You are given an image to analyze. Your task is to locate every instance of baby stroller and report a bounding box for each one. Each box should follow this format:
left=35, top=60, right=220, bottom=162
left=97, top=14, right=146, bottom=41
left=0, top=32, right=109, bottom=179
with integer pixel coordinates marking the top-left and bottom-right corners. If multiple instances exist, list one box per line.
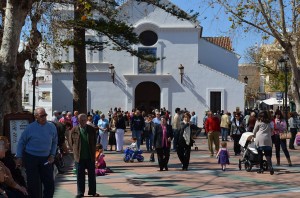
left=238, top=132, right=268, bottom=172
left=123, top=147, right=144, bottom=162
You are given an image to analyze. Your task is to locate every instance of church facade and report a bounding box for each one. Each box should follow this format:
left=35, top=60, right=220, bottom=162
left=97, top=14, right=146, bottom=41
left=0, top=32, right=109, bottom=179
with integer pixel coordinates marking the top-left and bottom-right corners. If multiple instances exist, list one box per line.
left=52, top=0, right=244, bottom=125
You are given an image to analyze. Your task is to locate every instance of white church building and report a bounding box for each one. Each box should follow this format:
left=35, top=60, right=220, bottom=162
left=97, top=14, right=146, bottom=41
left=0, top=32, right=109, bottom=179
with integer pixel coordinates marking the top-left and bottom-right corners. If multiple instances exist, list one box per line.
left=51, top=0, right=245, bottom=125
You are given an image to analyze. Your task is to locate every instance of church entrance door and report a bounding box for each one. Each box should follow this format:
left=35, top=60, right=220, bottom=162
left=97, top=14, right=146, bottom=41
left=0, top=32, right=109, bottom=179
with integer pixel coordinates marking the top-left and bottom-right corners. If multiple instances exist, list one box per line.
left=135, top=82, right=160, bottom=114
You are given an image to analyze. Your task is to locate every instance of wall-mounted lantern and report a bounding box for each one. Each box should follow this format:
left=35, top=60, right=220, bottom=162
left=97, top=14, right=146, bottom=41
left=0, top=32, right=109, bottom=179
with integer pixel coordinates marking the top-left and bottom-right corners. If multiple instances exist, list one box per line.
left=108, top=64, right=115, bottom=83
left=178, top=64, right=184, bottom=84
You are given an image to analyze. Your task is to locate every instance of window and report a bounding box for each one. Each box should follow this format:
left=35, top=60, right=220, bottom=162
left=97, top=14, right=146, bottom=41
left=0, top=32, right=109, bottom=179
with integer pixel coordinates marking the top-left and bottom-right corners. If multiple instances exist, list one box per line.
left=139, top=30, right=158, bottom=46
left=210, top=92, right=221, bottom=114
left=38, top=76, right=44, bottom=81
left=41, top=91, right=51, bottom=101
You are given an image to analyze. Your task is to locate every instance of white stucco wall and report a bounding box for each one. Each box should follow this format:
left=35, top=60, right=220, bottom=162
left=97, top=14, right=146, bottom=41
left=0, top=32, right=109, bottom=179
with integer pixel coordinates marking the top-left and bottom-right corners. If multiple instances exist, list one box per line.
left=119, top=0, right=198, bottom=28
left=198, top=39, right=239, bottom=78
left=51, top=0, right=245, bottom=126
left=52, top=63, right=244, bottom=126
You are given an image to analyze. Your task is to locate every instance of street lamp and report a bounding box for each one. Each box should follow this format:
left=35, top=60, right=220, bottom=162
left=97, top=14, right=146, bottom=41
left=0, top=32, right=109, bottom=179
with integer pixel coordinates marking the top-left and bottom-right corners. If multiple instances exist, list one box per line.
left=30, top=52, right=39, bottom=113
left=244, top=76, right=249, bottom=110
left=178, top=64, right=184, bottom=84
left=108, top=64, right=115, bottom=83
left=278, top=55, right=289, bottom=130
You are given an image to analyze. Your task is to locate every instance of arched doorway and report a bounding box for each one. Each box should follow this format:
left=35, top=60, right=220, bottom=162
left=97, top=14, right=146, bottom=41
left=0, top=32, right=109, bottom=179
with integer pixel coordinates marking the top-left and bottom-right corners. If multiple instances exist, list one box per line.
left=135, top=82, right=160, bottom=114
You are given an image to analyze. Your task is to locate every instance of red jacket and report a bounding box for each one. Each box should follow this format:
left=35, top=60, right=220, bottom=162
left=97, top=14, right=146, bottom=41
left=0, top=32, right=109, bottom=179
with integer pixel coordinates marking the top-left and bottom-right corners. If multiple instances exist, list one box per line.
left=205, top=116, right=220, bottom=132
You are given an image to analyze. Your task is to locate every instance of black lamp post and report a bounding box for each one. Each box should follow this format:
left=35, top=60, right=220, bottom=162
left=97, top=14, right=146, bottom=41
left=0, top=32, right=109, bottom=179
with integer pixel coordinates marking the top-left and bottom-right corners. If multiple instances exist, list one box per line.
left=178, top=64, right=184, bottom=84
left=30, top=53, right=39, bottom=113
left=244, top=76, right=248, bottom=110
left=109, top=64, right=115, bottom=83
left=278, top=55, right=289, bottom=130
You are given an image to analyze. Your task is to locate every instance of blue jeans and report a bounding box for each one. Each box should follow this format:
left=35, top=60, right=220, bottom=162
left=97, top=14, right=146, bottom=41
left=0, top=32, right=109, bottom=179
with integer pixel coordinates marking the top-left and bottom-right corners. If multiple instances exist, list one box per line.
left=221, top=127, right=229, bottom=141
left=272, top=134, right=290, bottom=159
left=24, top=152, right=54, bottom=198
left=76, top=158, right=96, bottom=195
left=132, top=130, right=142, bottom=150
left=145, top=133, right=153, bottom=151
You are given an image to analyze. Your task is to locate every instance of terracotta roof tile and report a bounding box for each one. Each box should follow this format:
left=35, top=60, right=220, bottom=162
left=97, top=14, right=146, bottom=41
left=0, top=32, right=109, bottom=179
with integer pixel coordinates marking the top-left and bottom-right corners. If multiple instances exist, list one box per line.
left=203, top=37, right=233, bottom=51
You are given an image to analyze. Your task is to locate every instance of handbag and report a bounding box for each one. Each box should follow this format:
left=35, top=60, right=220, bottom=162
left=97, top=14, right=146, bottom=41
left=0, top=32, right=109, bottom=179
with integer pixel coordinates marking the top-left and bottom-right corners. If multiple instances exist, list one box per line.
left=279, top=131, right=292, bottom=139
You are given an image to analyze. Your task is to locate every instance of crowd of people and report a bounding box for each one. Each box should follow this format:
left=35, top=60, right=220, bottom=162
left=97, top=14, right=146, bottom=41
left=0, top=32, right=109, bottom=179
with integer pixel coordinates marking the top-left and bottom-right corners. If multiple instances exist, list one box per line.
left=203, top=108, right=300, bottom=174
left=1, top=106, right=299, bottom=197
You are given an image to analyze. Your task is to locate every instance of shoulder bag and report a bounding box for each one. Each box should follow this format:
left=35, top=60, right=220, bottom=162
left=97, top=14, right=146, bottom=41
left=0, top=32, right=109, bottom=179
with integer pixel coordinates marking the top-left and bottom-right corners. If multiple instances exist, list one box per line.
left=279, top=130, right=291, bottom=139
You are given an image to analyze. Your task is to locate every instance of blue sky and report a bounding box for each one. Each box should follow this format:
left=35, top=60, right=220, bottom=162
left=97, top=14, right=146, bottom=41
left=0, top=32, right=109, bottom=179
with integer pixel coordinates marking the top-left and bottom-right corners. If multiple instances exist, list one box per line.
left=170, top=0, right=270, bottom=64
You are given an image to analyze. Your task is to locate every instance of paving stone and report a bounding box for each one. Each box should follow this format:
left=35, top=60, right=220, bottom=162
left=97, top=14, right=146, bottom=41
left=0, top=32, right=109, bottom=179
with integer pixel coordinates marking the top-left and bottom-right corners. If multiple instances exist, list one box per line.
left=54, top=131, right=300, bottom=197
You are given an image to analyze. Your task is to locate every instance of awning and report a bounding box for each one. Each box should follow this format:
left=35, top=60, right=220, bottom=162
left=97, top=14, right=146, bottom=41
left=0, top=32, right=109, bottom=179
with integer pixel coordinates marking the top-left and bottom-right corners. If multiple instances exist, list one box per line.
left=262, top=97, right=289, bottom=105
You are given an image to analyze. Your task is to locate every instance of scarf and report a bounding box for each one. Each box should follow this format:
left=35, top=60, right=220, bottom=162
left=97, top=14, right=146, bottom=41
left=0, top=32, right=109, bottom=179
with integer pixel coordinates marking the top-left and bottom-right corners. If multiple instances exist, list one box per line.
left=161, top=124, right=168, bottom=147
left=183, top=123, right=191, bottom=145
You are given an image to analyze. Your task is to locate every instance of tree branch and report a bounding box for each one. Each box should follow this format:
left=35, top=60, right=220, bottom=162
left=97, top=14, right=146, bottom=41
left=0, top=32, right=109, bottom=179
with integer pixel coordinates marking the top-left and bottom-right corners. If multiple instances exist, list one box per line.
left=217, top=0, right=274, bottom=36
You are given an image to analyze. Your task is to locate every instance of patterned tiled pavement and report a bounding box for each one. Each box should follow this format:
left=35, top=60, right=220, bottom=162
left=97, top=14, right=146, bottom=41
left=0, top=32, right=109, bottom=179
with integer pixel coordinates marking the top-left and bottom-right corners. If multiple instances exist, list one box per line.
left=54, top=131, right=300, bottom=198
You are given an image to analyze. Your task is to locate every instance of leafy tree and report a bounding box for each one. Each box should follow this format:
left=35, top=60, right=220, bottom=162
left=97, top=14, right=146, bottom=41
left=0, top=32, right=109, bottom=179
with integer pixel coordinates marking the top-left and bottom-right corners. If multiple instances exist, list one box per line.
left=212, top=0, right=300, bottom=112
left=245, top=45, right=292, bottom=92
left=0, top=0, right=197, bottom=131
left=0, top=0, right=45, bottom=132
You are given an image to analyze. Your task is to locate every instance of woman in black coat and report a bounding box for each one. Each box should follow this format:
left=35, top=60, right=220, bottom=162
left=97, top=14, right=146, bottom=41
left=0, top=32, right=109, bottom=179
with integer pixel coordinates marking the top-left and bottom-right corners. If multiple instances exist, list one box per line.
left=153, top=116, right=173, bottom=171
left=177, top=113, right=194, bottom=171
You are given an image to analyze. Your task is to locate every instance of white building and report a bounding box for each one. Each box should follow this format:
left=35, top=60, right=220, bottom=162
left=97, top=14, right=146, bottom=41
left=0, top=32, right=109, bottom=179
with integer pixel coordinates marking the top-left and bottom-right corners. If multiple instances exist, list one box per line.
left=51, top=0, right=244, bottom=125
left=22, top=59, right=53, bottom=116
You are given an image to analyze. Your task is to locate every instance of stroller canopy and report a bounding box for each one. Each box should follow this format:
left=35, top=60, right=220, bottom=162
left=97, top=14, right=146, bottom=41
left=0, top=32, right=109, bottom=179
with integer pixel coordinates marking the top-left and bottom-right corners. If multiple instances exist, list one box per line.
left=239, top=132, right=254, bottom=147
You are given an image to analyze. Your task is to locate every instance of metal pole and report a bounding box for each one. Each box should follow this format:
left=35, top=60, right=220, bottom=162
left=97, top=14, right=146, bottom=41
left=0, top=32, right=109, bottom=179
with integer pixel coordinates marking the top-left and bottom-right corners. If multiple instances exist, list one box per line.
left=284, top=64, right=288, bottom=130
left=32, top=67, right=36, bottom=113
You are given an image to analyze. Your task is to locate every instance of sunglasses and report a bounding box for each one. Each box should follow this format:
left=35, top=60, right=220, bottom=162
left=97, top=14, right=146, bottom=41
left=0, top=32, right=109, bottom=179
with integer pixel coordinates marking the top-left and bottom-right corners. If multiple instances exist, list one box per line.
left=39, top=114, right=48, bottom=118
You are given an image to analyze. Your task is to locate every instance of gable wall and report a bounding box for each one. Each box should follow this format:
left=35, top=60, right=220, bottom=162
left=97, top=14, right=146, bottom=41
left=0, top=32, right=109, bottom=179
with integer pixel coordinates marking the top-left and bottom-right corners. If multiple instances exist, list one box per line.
left=199, top=39, right=239, bottom=78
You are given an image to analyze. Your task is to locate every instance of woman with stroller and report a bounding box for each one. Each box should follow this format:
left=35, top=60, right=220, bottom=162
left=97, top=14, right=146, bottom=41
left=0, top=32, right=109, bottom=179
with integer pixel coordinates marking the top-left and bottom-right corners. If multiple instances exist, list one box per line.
left=230, top=112, right=246, bottom=156
left=153, top=116, right=173, bottom=171
left=253, top=111, right=274, bottom=175
left=272, top=110, right=292, bottom=166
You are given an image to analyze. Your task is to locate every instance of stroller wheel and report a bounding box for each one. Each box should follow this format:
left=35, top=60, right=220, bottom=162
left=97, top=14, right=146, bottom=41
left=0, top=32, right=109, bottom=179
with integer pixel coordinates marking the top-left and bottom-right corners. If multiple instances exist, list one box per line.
left=137, top=156, right=144, bottom=162
left=238, top=159, right=242, bottom=170
left=262, top=160, right=268, bottom=171
left=245, top=160, right=252, bottom=172
left=123, top=156, right=130, bottom=163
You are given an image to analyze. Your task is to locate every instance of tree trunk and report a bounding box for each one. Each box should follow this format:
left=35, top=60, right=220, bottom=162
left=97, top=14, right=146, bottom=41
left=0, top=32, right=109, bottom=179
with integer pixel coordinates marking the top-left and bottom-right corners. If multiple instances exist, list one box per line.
left=73, top=1, right=87, bottom=114
left=0, top=0, right=33, bottom=133
left=286, top=47, right=300, bottom=113
left=290, top=67, right=300, bottom=113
